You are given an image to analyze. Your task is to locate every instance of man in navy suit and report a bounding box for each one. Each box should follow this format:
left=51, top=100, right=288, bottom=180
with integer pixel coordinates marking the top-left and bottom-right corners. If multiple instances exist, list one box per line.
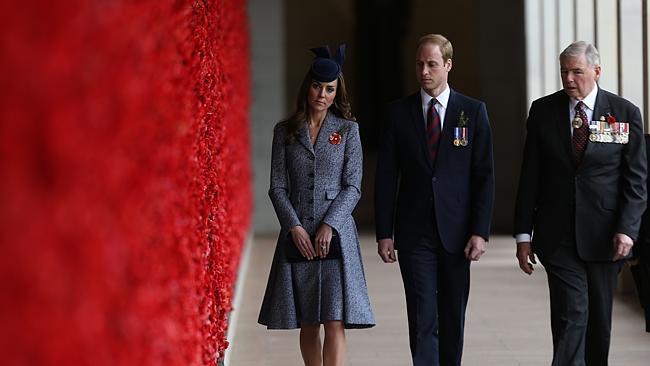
left=375, top=34, right=495, bottom=366
left=514, top=41, right=647, bottom=365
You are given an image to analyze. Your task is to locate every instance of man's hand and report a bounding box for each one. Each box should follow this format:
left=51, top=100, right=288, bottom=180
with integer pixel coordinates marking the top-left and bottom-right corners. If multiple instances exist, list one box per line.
left=516, top=242, right=536, bottom=275
left=464, top=235, right=487, bottom=261
left=378, top=238, right=396, bottom=263
left=612, top=233, right=633, bottom=261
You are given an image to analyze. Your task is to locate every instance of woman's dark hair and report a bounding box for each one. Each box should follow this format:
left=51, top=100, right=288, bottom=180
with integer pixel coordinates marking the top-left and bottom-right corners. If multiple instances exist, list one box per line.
left=284, top=69, right=356, bottom=144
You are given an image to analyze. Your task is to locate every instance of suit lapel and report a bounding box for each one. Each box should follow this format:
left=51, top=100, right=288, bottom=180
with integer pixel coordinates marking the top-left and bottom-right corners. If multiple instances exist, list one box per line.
left=408, top=92, right=433, bottom=170
left=437, top=90, right=460, bottom=169
left=554, top=92, right=574, bottom=166
left=583, top=89, right=611, bottom=160
left=592, top=89, right=611, bottom=121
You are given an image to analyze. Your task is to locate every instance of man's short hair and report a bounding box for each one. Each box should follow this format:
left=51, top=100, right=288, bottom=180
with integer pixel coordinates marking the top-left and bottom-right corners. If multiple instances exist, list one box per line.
left=416, top=34, right=453, bottom=62
left=560, top=41, right=600, bottom=67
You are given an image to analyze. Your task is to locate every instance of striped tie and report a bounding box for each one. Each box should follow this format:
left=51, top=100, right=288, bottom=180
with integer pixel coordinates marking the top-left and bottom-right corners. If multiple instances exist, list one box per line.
left=426, top=98, right=441, bottom=161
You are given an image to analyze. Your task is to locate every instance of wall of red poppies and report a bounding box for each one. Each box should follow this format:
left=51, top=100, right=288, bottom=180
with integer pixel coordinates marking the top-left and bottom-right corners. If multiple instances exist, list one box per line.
left=0, top=1, right=250, bottom=365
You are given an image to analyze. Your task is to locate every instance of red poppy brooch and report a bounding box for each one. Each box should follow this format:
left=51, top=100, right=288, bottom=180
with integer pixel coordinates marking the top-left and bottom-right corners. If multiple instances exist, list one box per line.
left=328, top=132, right=342, bottom=145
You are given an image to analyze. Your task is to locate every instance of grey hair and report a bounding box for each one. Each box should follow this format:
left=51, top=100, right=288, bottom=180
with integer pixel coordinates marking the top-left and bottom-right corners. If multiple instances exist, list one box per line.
left=560, top=41, right=600, bottom=66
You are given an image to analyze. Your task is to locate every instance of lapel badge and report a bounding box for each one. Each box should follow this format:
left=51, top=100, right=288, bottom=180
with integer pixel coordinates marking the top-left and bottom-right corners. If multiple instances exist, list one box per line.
left=329, top=132, right=342, bottom=145
left=330, top=125, right=351, bottom=145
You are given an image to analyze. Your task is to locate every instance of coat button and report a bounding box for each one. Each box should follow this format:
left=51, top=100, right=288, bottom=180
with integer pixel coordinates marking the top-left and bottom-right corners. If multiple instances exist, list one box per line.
left=432, top=177, right=437, bottom=182
left=309, top=185, right=314, bottom=190
left=308, top=172, right=314, bottom=178
left=308, top=199, right=314, bottom=204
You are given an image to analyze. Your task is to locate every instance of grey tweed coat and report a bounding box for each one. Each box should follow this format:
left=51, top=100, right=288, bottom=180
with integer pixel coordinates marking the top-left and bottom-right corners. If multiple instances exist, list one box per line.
left=258, top=112, right=375, bottom=329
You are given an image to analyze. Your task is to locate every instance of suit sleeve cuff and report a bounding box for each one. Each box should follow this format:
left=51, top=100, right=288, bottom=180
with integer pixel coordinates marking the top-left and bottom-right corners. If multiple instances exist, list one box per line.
left=516, top=233, right=532, bottom=243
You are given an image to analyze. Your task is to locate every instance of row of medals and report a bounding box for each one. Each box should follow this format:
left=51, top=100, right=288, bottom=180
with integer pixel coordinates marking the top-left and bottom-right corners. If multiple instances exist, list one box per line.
left=573, top=117, right=629, bottom=144
left=453, top=127, right=468, bottom=146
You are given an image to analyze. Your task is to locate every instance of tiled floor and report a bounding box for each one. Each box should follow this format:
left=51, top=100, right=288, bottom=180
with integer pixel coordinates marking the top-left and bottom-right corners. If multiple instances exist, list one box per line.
left=228, top=235, right=650, bottom=365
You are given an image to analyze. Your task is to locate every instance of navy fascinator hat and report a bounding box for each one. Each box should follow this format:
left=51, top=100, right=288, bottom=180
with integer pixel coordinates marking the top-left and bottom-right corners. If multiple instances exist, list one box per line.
left=309, top=44, right=346, bottom=82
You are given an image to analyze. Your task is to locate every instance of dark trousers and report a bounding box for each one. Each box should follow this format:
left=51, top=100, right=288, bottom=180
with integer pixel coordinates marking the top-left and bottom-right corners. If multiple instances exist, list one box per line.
left=539, top=242, right=622, bottom=366
left=398, top=236, right=470, bottom=366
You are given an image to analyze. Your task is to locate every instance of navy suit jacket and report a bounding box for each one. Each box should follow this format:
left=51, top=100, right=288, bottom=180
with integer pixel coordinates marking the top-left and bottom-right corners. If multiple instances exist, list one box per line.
left=514, top=89, right=647, bottom=261
left=375, top=89, right=495, bottom=253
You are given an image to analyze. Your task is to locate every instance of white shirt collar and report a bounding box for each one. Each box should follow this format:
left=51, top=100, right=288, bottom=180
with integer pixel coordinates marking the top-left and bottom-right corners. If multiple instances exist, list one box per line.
left=570, top=84, right=598, bottom=111
left=420, top=85, right=450, bottom=110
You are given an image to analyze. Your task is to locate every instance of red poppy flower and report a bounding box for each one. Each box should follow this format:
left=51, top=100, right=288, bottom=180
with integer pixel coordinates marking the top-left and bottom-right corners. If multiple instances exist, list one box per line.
left=329, top=132, right=342, bottom=145
left=606, top=114, right=616, bottom=125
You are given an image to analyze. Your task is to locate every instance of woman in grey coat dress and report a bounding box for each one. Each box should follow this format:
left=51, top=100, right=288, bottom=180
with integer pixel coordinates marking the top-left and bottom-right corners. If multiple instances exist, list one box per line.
left=258, top=44, right=375, bottom=365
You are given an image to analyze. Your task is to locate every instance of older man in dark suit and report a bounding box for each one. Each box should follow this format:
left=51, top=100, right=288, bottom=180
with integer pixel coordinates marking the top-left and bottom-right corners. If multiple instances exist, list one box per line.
left=375, top=34, right=494, bottom=366
left=514, top=41, right=647, bottom=366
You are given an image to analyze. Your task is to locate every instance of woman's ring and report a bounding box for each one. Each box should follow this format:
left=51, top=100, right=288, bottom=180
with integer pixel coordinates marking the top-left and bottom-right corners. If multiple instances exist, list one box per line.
left=321, top=245, right=326, bottom=250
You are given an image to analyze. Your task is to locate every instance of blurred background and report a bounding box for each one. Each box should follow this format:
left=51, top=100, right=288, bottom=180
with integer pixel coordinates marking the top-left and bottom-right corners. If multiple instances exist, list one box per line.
left=250, top=0, right=650, bottom=236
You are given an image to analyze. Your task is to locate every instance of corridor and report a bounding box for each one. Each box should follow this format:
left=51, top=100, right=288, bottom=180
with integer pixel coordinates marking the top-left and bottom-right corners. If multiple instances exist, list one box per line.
left=229, top=236, right=650, bottom=365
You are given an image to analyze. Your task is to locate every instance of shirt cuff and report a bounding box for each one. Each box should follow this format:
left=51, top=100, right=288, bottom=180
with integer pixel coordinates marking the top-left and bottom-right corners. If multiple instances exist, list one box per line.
left=515, top=233, right=532, bottom=243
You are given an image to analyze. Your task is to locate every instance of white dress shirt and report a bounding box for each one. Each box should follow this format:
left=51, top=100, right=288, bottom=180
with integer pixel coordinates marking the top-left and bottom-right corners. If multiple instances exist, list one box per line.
left=568, top=85, right=598, bottom=136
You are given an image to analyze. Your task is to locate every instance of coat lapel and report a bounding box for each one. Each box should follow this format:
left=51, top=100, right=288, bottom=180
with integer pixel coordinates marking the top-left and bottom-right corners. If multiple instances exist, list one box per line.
left=583, top=89, right=611, bottom=160
left=408, top=92, right=433, bottom=170
left=314, top=112, right=339, bottom=155
left=554, top=92, right=574, bottom=166
left=297, top=123, right=315, bottom=155
left=592, top=88, right=611, bottom=121
left=437, top=90, right=460, bottom=169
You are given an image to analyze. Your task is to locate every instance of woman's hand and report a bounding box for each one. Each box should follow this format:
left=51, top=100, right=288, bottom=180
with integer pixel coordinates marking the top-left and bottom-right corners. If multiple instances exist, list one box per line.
left=290, top=225, right=316, bottom=260
left=314, top=223, right=333, bottom=258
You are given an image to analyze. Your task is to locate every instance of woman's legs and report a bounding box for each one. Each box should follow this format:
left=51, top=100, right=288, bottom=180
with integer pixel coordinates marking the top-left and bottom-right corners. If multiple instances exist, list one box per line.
left=300, top=324, right=322, bottom=366
left=300, top=321, right=346, bottom=366
left=323, top=321, right=346, bottom=366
